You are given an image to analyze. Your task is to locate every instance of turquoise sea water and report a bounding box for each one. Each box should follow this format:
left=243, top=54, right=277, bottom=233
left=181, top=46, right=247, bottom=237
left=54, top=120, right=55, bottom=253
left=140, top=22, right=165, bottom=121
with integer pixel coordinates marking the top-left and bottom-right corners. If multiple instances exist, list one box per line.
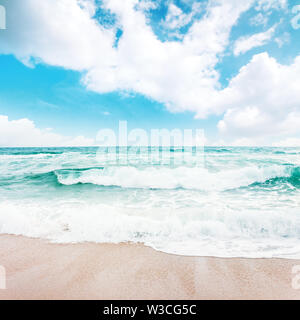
left=0, top=146, right=300, bottom=258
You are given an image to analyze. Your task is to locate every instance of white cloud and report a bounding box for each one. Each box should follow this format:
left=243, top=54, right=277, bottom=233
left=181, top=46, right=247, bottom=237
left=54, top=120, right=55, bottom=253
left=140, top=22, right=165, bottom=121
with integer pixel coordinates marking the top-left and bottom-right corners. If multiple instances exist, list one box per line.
left=251, top=0, right=286, bottom=26
left=250, top=13, right=268, bottom=26
left=216, top=53, right=300, bottom=145
left=0, top=0, right=116, bottom=70
left=164, top=4, right=188, bottom=29
left=1, top=0, right=255, bottom=119
left=275, top=32, right=290, bottom=48
left=233, top=25, right=276, bottom=56
left=255, top=0, right=287, bottom=11
left=162, top=2, right=203, bottom=30
left=84, top=0, right=255, bottom=117
left=0, top=115, right=94, bottom=147
left=137, top=0, right=158, bottom=11
left=1, top=0, right=298, bottom=146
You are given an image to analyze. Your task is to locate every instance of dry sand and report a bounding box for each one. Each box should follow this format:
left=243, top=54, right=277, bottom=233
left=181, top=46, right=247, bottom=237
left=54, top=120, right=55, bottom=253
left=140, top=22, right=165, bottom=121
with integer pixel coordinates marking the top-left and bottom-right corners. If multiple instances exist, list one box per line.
left=0, top=235, right=299, bottom=300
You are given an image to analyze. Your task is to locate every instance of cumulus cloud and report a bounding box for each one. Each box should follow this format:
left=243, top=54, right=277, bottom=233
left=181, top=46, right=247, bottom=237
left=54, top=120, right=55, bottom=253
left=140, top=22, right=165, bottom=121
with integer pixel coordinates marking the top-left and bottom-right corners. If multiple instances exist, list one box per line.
left=216, top=53, right=300, bottom=145
left=85, top=0, right=256, bottom=118
left=1, top=0, right=299, bottom=146
left=0, top=0, right=115, bottom=70
left=0, top=115, right=94, bottom=147
left=233, top=25, right=276, bottom=56
left=1, top=0, right=255, bottom=119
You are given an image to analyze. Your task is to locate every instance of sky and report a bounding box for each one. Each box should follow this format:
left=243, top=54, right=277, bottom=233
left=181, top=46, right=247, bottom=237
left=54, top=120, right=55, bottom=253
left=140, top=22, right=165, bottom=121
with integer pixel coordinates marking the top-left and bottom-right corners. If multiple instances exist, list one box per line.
left=0, top=0, right=300, bottom=147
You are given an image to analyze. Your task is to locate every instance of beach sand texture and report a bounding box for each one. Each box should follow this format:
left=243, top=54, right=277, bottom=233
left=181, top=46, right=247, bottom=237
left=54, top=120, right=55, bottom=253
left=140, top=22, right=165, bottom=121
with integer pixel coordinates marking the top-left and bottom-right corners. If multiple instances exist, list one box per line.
left=0, top=235, right=299, bottom=300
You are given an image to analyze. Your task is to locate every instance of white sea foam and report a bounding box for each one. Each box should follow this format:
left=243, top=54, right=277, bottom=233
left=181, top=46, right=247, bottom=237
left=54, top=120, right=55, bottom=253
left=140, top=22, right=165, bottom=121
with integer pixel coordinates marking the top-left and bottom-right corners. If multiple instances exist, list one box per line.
left=0, top=200, right=300, bottom=258
left=55, top=165, right=290, bottom=191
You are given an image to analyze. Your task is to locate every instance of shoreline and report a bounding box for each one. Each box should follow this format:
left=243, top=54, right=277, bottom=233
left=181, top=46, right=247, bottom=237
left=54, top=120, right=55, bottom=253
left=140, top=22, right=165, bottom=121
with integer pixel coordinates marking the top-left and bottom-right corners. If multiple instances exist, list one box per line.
left=0, top=235, right=299, bottom=300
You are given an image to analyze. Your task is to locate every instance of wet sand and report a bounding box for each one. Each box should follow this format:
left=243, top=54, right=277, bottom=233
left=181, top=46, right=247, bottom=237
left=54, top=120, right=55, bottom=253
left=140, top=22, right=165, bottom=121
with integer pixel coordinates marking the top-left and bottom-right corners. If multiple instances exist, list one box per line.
left=0, top=235, right=299, bottom=300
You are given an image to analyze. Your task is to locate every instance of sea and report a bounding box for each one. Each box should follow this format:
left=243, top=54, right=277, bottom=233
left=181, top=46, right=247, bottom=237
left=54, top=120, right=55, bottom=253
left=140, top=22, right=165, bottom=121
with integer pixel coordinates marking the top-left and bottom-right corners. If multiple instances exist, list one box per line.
left=0, top=146, right=299, bottom=258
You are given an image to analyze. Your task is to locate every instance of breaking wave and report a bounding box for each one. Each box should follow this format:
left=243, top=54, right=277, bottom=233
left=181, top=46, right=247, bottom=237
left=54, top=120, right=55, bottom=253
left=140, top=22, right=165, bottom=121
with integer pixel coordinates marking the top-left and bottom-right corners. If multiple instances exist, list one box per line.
left=49, top=165, right=299, bottom=191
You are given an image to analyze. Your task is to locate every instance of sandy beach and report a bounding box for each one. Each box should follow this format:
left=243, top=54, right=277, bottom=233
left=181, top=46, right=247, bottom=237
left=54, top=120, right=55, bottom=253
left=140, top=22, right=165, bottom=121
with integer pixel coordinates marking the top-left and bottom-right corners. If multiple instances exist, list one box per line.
left=0, top=235, right=299, bottom=300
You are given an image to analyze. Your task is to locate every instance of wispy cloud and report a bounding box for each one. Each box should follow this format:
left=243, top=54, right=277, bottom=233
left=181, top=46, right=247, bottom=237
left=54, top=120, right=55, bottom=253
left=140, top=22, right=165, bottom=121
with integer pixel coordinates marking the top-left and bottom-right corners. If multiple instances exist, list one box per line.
left=233, top=24, right=277, bottom=56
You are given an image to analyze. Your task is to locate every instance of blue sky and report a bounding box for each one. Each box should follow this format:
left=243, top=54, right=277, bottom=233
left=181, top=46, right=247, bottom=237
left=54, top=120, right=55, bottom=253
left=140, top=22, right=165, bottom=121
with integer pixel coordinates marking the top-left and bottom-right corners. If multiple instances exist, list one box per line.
left=0, top=0, right=300, bottom=146
left=0, top=55, right=218, bottom=138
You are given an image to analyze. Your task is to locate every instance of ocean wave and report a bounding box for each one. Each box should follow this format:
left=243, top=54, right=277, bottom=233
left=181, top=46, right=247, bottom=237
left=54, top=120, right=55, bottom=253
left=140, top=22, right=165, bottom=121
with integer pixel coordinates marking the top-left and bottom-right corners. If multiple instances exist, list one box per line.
left=50, top=165, right=298, bottom=191
left=1, top=147, right=300, bottom=259
left=0, top=152, right=63, bottom=160
left=273, top=151, right=300, bottom=155
left=205, top=147, right=233, bottom=153
left=1, top=200, right=300, bottom=258
left=252, top=166, right=300, bottom=188
left=23, top=167, right=104, bottom=184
